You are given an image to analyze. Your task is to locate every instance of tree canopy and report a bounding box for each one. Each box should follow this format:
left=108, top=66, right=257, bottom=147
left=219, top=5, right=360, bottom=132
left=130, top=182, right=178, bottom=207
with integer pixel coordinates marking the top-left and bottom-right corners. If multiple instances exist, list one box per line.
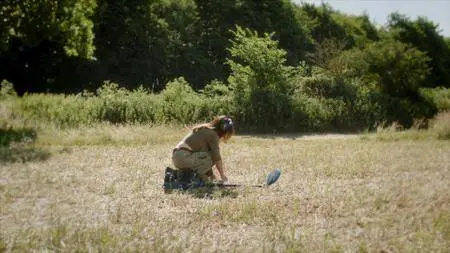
left=0, top=0, right=448, bottom=94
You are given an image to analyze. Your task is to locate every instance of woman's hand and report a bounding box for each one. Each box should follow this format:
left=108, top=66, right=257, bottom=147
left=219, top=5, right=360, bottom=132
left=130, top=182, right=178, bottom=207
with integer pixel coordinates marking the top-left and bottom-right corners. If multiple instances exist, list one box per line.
left=214, top=160, right=228, bottom=182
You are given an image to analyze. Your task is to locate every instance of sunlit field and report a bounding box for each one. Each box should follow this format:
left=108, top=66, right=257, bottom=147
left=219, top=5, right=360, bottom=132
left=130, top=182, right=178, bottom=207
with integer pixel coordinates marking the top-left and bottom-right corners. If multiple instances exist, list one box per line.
left=2, top=0, right=450, bottom=251
left=1, top=124, right=449, bottom=252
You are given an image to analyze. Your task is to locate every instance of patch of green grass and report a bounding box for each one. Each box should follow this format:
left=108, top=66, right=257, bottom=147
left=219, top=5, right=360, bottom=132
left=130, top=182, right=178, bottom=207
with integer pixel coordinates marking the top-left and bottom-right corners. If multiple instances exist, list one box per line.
left=434, top=211, right=450, bottom=241
left=0, top=127, right=36, bottom=147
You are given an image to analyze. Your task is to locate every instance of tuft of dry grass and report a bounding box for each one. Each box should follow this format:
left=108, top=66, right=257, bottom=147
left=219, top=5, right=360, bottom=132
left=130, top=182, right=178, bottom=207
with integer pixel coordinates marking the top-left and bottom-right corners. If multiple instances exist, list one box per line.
left=430, top=112, right=450, bottom=140
left=362, top=112, right=450, bottom=141
left=1, top=126, right=449, bottom=252
left=33, top=123, right=185, bottom=146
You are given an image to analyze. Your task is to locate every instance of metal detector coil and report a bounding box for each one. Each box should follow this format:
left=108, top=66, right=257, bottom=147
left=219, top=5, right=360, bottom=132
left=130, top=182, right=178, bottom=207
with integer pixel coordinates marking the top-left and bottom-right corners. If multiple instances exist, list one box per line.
left=266, top=168, right=281, bottom=186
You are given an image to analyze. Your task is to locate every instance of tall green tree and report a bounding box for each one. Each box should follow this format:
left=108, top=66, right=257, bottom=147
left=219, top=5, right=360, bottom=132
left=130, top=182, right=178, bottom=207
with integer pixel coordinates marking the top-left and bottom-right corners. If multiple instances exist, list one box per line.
left=236, top=0, right=310, bottom=64
left=227, top=26, right=295, bottom=131
left=0, top=0, right=97, bottom=94
left=157, top=0, right=216, bottom=89
left=0, top=0, right=96, bottom=58
left=194, top=0, right=237, bottom=82
left=332, top=39, right=436, bottom=126
left=332, top=13, right=380, bottom=46
left=387, top=13, right=450, bottom=87
left=195, top=0, right=310, bottom=84
left=296, top=3, right=380, bottom=47
left=294, top=2, right=379, bottom=69
left=363, top=40, right=431, bottom=97
left=94, top=0, right=171, bottom=90
left=94, top=0, right=214, bottom=90
left=296, top=3, right=350, bottom=47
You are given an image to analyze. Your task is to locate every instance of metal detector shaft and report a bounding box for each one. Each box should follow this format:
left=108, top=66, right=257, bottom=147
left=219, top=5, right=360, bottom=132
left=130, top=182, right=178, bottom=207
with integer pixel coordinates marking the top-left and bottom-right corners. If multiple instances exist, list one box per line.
left=216, top=183, right=263, bottom=188
left=213, top=168, right=281, bottom=188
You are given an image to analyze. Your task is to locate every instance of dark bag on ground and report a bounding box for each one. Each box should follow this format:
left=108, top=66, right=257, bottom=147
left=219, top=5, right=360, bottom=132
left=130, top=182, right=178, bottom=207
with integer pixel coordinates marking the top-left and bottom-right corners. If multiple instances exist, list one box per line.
left=163, top=167, right=205, bottom=191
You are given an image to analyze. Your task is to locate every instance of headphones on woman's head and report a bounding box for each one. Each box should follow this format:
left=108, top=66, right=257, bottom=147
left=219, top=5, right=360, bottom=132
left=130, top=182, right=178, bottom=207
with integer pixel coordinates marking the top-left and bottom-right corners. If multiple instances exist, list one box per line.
left=221, top=117, right=234, bottom=131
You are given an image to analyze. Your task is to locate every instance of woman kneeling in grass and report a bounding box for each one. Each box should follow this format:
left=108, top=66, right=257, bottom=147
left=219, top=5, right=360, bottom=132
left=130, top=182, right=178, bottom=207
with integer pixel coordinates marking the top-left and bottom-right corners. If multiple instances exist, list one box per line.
left=165, top=115, right=234, bottom=189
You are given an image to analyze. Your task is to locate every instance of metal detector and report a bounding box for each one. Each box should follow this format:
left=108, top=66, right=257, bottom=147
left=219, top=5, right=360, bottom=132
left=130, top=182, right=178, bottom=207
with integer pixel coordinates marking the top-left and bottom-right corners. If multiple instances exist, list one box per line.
left=217, top=168, right=281, bottom=188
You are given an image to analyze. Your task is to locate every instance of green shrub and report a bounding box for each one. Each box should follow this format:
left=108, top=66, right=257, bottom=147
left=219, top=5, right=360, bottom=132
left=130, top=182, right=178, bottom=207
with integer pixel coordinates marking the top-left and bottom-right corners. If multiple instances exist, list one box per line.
left=361, top=40, right=430, bottom=97
left=201, top=80, right=235, bottom=119
left=420, top=87, right=450, bottom=112
left=201, top=80, right=232, bottom=97
left=291, top=94, right=336, bottom=131
left=159, top=77, right=205, bottom=123
left=124, top=87, right=161, bottom=123
left=1, top=80, right=17, bottom=98
left=227, top=26, right=295, bottom=131
left=95, top=82, right=162, bottom=124
left=292, top=74, right=386, bottom=131
left=17, top=82, right=163, bottom=127
left=295, top=74, right=359, bottom=101
left=19, top=93, right=94, bottom=127
left=9, top=78, right=236, bottom=128
left=313, top=40, right=438, bottom=128
left=349, top=85, right=387, bottom=130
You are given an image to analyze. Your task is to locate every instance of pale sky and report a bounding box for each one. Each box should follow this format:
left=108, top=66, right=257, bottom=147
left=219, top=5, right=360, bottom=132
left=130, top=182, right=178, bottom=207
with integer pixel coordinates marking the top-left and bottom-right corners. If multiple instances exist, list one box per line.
left=293, top=0, right=450, bottom=37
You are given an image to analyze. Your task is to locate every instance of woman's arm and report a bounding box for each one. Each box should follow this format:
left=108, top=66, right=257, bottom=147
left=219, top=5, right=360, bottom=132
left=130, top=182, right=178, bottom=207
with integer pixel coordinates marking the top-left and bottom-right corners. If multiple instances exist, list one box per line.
left=214, top=160, right=228, bottom=182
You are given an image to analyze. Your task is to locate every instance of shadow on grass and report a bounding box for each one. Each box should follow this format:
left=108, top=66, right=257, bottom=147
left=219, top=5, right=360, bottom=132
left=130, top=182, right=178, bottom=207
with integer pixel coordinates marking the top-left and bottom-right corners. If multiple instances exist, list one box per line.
left=0, top=127, right=51, bottom=163
left=0, top=145, right=51, bottom=163
left=165, top=186, right=239, bottom=199
left=0, top=127, right=36, bottom=146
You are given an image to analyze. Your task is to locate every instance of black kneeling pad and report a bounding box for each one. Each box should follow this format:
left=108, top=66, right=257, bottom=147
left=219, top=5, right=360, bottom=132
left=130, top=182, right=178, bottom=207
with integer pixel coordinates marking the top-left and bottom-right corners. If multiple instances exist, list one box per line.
left=163, top=167, right=205, bottom=191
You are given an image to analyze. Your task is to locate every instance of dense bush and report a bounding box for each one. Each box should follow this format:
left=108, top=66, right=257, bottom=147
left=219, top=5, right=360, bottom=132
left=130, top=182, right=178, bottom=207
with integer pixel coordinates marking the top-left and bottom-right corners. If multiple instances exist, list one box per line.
left=94, top=82, right=161, bottom=124
left=311, top=39, right=438, bottom=127
left=227, top=26, right=295, bottom=131
left=159, top=77, right=210, bottom=123
left=0, top=77, right=444, bottom=132
left=15, top=82, right=161, bottom=127
left=420, top=87, right=450, bottom=112
left=292, top=75, right=386, bottom=131
left=11, top=78, right=234, bottom=128
left=19, top=93, right=96, bottom=127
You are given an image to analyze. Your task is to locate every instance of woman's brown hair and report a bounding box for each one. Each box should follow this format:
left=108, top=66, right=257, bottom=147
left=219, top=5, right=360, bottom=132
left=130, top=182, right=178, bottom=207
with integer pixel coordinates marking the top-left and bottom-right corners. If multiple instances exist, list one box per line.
left=192, top=115, right=235, bottom=140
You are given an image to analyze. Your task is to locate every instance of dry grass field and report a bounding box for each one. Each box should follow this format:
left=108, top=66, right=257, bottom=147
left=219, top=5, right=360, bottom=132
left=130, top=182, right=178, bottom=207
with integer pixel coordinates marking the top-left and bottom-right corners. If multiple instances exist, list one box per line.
left=1, top=124, right=449, bottom=252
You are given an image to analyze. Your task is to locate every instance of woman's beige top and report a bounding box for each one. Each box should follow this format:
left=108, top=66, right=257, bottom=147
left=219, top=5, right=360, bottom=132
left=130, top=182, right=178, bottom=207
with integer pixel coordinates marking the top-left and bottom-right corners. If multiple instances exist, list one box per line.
left=176, top=128, right=221, bottom=162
